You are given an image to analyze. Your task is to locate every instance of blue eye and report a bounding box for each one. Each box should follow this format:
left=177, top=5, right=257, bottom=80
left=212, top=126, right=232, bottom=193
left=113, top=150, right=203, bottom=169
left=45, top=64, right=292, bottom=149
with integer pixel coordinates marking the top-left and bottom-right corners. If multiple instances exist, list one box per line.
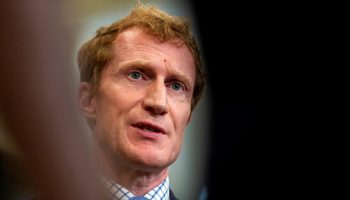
left=128, top=71, right=141, bottom=79
left=171, top=82, right=182, bottom=91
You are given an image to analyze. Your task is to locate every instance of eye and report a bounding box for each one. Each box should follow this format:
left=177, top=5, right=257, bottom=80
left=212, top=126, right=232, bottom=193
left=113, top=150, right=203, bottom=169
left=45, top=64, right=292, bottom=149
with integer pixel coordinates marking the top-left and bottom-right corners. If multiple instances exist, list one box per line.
left=128, top=71, right=142, bottom=79
left=171, top=82, right=183, bottom=91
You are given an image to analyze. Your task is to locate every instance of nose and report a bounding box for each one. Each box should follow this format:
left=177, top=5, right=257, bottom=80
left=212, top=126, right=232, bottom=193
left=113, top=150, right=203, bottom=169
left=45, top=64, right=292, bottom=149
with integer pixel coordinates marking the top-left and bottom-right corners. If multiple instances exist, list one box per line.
left=142, top=81, right=169, bottom=115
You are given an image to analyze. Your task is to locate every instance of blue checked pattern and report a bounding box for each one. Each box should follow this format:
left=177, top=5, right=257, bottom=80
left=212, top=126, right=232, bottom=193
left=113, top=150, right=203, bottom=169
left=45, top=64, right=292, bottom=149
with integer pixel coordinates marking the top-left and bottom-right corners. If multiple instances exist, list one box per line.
left=102, top=177, right=169, bottom=200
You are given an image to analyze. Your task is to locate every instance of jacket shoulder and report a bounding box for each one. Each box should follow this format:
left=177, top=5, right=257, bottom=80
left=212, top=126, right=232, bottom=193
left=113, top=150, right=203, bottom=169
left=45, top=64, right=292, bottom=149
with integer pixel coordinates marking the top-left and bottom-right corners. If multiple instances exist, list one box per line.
left=169, top=189, right=178, bottom=200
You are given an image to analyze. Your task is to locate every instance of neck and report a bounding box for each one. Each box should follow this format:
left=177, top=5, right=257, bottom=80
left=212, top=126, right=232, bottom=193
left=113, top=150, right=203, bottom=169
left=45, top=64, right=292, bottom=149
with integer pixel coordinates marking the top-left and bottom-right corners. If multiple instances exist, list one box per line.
left=106, top=162, right=168, bottom=196
left=95, top=144, right=168, bottom=196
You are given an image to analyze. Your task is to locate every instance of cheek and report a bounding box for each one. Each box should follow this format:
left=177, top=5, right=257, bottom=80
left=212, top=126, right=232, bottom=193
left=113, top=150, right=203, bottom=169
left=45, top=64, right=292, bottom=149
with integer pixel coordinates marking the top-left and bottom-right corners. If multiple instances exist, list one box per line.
left=97, top=87, right=135, bottom=117
left=95, top=86, right=142, bottom=134
left=94, top=99, right=126, bottom=154
left=172, top=107, right=191, bottom=136
left=94, top=94, right=122, bottom=134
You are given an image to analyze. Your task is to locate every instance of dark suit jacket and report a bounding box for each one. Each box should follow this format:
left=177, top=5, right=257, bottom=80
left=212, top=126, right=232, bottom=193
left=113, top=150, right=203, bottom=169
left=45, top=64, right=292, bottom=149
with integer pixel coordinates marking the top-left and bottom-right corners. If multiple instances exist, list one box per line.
left=170, top=189, right=178, bottom=200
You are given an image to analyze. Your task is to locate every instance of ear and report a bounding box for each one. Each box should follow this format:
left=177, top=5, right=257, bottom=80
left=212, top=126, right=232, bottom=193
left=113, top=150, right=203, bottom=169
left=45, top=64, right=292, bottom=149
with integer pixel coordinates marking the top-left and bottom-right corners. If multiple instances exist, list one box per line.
left=78, top=82, right=96, bottom=120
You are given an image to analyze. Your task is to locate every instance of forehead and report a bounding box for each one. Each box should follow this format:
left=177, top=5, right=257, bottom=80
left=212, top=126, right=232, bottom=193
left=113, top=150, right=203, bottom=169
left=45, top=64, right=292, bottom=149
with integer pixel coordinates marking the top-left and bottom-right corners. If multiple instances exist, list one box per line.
left=112, top=27, right=194, bottom=66
left=110, top=27, right=196, bottom=83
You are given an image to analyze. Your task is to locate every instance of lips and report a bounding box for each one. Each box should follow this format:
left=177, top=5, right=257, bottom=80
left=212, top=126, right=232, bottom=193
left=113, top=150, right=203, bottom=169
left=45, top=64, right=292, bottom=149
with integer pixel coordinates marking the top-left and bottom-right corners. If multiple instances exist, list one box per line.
left=132, top=122, right=166, bottom=134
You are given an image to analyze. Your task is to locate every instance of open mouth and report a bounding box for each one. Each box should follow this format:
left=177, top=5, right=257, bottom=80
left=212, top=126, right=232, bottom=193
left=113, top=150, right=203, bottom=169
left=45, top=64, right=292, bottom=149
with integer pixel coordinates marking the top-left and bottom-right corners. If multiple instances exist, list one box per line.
left=132, top=122, right=164, bottom=134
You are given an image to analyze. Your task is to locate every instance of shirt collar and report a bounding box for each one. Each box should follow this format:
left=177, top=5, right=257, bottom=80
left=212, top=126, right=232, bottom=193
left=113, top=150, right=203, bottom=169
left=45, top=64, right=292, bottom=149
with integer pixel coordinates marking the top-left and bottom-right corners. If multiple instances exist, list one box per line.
left=102, top=177, right=170, bottom=200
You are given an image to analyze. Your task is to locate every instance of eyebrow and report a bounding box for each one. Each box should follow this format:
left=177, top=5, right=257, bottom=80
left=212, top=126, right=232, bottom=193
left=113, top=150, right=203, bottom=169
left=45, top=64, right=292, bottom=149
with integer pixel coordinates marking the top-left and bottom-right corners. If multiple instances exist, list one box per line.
left=116, top=59, right=153, bottom=77
left=118, top=59, right=150, bottom=70
left=168, top=67, right=194, bottom=91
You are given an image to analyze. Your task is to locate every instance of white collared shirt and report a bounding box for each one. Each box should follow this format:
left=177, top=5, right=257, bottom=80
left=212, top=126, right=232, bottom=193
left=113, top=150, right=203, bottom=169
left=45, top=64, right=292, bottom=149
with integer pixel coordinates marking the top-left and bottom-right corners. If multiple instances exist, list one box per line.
left=102, top=177, right=170, bottom=200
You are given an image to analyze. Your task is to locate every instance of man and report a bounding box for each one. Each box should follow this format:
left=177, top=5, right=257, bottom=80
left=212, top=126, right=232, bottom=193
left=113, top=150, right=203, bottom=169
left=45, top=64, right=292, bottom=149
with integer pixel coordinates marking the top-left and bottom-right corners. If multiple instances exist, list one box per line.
left=78, top=4, right=205, bottom=200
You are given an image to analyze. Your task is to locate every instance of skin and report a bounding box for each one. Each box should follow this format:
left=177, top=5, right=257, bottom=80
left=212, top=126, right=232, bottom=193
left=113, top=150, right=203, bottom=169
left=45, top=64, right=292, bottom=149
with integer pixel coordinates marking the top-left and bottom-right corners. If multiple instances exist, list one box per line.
left=79, top=27, right=196, bottom=195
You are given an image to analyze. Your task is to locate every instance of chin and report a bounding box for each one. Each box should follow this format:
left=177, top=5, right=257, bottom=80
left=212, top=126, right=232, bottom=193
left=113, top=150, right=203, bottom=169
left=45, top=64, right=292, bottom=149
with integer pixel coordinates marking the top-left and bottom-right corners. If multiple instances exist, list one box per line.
left=128, top=154, right=175, bottom=172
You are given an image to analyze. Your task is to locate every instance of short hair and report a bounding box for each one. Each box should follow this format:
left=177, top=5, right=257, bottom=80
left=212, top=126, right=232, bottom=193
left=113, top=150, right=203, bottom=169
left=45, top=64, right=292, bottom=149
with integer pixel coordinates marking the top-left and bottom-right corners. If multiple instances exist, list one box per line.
left=78, top=4, right=205, bottom=110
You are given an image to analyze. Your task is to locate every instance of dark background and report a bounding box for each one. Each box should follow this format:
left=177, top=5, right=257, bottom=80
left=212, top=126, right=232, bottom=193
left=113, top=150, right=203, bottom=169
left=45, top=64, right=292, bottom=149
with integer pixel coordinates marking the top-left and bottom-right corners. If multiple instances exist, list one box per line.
left=189, top=1, right=295, bottom=198
left=0, top=1, right=341, bottom=199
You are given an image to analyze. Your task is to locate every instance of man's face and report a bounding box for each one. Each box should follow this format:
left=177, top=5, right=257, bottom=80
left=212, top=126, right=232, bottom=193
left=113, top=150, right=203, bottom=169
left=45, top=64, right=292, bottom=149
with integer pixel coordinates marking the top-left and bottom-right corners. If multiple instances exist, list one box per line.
left=83, top=27, right=195, bottom=171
